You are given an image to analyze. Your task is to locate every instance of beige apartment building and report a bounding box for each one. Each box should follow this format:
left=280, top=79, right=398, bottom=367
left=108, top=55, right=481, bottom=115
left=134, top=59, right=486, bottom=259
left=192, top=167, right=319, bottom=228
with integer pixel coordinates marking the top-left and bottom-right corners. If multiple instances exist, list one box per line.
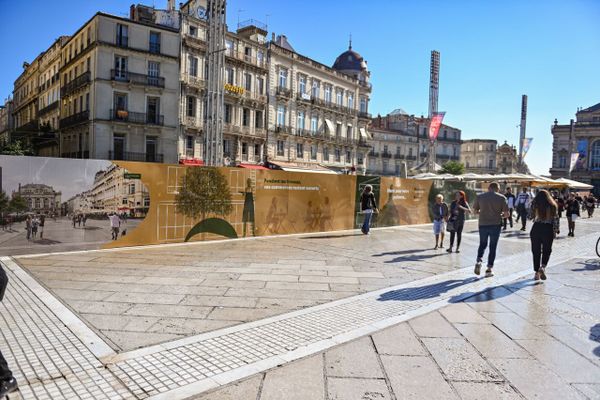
left=179, top=0, right=268, bottom=165
left=0, top=100, right=14, bottom=145
left=460, top=139, right=497, bottom=174
left=13, top=55, right=41, bottom=142
left=550, top=102, right=600, bottom=194
left=369, top=110, right=461, bottom=175
left=58, top=11, right=180, bottom=162
left=266, top=36, right=372, bottom=173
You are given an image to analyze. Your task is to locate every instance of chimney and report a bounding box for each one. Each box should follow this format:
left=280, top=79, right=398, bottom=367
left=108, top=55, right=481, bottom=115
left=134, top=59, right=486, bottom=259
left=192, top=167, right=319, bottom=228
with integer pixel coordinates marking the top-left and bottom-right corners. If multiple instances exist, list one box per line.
left=130, top=4, right=135, bottom=20
left=271, top=32, right=275, bottom=42
left=167, top=0, right=176, bottom=11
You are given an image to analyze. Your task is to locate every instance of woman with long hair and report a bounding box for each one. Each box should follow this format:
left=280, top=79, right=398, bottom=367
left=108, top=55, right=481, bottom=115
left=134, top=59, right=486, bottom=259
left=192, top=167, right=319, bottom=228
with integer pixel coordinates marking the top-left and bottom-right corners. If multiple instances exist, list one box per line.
left=447, top=191, right=471, bottom=253
left=529, top=190, right=558, bottom=280
left=565, top=193, right=580, bottom=237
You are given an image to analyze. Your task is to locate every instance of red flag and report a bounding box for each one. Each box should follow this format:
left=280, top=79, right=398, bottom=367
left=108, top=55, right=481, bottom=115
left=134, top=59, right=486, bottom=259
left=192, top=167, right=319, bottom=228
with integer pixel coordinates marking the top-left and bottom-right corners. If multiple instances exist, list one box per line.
left=428, top=112, right=445, bottom=142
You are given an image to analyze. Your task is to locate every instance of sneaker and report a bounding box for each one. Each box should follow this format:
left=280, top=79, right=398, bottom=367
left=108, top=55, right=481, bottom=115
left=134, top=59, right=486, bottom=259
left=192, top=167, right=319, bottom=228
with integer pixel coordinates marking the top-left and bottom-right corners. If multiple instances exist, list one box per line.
left=446, top=248, right=453, bottom=253
left=455, top=248, right=460, bottom=253
left=474, top=260, right=482, bottom=276
left=485, top=267, right=494, bottom=277
left=534, top=271, right=541, bottom=281
left=539, top=267, right=547, bottom=281
left=0, top=377, right=18, bottom=397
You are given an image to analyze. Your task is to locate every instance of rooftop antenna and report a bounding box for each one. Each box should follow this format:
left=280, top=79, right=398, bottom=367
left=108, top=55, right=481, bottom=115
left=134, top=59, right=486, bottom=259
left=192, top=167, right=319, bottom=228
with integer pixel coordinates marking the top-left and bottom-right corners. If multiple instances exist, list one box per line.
left=237, top=8, right=244, bottom=27
left=265, top=14, right=270, bottom=30
left=349, top=33, right=352, bottom=50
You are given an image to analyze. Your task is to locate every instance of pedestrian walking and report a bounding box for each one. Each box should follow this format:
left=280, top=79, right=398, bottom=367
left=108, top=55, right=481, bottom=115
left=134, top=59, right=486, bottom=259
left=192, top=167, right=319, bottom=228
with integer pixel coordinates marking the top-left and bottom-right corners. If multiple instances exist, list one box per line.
left=0, top=264, right=19, bottom=397
left=585, top=196, right=595, bottom=218
left=529, top=190, right=559, bottom=281
left=39, top=215, right=45, bottom=239
left=447, top=191, right=471, bottom=253
left=473, top=182, right=509, bottom=277
left=108, top=213, right=121, bottom=240
left=565, top=193, right=580, bottom=237
left=503, top=187, right=516, bottom=230
left=515, top=187, right=531, bottom=231
left=360, top=185, right=378, bottom=235
left=82, top=214, right=87, bottom=227
left=432, top=194, right=449, bottom=249
left=31, top=216, right=39, bottom=240
left=72, top=214, right=77, bottom=228
left=25, top=216, right=32, bottom=241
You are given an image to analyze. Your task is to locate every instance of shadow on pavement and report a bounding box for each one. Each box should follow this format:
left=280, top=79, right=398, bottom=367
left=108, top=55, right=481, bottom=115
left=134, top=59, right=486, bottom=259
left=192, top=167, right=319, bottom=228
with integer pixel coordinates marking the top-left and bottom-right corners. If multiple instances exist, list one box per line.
left=451, top=279, right=541, bottom=304
left=572, top=259, right=600, bottom=272
left=377, top=277, right=478, bottom=302
left=32, top=239, right=62, bottom=245
left=591, top=324, right=600, bottom=358
left=384, top=252, right=445, bottom=263
left=373, top=249, right=429, bottom=257
left=300, top=233, right=362, bottom=240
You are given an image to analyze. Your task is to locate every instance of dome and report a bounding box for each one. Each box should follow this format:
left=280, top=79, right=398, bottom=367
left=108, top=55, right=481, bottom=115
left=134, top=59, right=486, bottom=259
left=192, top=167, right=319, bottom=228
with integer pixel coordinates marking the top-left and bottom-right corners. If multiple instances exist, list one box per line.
left=332, top=48, right=365, bottom=72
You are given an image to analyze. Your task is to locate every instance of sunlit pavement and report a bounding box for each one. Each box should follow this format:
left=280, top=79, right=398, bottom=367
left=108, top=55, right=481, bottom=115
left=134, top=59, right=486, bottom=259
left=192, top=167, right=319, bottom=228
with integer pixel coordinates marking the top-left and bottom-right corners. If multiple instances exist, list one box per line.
left=1, top=216, right=599, bottom=399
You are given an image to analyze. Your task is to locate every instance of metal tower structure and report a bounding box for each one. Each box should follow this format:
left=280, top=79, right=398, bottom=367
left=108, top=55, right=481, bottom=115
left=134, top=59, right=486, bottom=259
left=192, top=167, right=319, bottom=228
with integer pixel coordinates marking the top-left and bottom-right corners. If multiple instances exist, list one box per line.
left=427, top=50, right=440, bottom=172
left=518, top=94, right=527, bottom=166
left=203, top=0, right=227, bottom=166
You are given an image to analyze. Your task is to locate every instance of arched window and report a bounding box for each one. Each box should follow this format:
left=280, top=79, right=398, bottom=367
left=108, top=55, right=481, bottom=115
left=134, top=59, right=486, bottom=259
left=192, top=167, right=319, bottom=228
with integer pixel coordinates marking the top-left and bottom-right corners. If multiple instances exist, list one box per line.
left=591, top=140, right=600, bottom=171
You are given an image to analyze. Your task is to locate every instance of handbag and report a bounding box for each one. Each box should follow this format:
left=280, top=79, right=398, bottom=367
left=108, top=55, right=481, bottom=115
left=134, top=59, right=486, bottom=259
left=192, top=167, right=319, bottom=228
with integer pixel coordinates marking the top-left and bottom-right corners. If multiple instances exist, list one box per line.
left=446, top=218, right=456, bottom=232
left=0, top=264, right=8, bottom=302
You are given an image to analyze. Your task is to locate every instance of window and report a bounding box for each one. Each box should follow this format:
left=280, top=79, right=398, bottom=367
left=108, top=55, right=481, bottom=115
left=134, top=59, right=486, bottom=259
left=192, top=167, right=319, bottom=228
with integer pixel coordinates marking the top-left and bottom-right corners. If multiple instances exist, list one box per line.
left=478, top=144, right=483, bottom=151
left=336, top=90, right=343, bottom=105
left=188, top=55, right=198, bottom=76
left=360, top=97, right=367, bottom=113
left=310, top=116, right=318, bottom=133
left=186, top=96, right=196, bottom=117
left=346, top=125, right=353, bottom=139
left=296, top=143, right=304, bottom=159
left=242, top=108, right=250, bottom=126
left=488, top=159, right=493, bottom=169
left=148, top=61, right=160, bottom=85
left=186, top=135, right=194, bottom=154
left=256, top=77, right=264, bottom=94
left=146, top=97, right=160, bottom=124
left=145, top=137, right=157, bottom=161
left=189, top=25, right=197, bottom=37
left=591, top=140, right=600, bottom=170
left=335, top=148, right=341, bottom=162
left=297, top=111, right=305, bottom=130
left=245, top=73, right=252, bottom=91
left=298, top=75, right=306, bottom=94
left=113, top=93, right=128, bottom=117
left=396, top=146, right=401, bottom=155
left=358, top=152, right=364, bottom=164
left=223, top=139, right=231, bottom=156
left=346, top=150, right=352, bottom=163
left=348, top=94, right=354, bottom=110
left=278, top=68, right=287, bottom=88
left=312, top=80, right=320, bottom=98
left=325, top=85, right=332, bottom=103
left=277, top=140, right=285, bottom=156
left=324, top=146, right=329, bottom=161
left=257, top=50, right=264, bottom=65
left=558, top=155, right=566, bottom=168
left=477, top=158, right=483, bottom=167
left=113, top=134, right=125, bottom=160
left=277, top=105, right=286, bottom=126
left=86, top=57, right=91, bottom=72
left=311, top=144, right=317, bottom=160
left=225, top=39, right=233, bottom=56
left=116, top=24, right=128, bottom=47
left=254, top=144, right=260, bottom=157
left=87, top=27, right=91, bottom=46
left=242, top=142, right=248, bottom=155
left=336, top=123, right=342, bottom=137
left=114, top=56, right=127, bottom=79
left=224, top=104, right=231, bottom=123
left=226, top=67, right=234, bottom=84
left=255, top=110, right=263, bottom=128
left=85, top=93, right=90, bottom=111
left=383, top=145, right=389, bottom=154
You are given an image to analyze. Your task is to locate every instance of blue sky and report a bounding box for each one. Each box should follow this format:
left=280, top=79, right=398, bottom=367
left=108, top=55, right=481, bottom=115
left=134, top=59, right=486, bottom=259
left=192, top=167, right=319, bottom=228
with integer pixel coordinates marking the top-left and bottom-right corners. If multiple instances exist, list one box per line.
left=1, top=0, right=599, bottom=174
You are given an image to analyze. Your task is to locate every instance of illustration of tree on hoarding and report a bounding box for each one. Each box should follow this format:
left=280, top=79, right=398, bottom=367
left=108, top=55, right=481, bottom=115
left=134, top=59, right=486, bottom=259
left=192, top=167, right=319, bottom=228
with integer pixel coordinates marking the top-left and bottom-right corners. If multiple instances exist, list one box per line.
left=175, top=167, right=237, bottom=241
left=9, top=193, right=28, bottom=215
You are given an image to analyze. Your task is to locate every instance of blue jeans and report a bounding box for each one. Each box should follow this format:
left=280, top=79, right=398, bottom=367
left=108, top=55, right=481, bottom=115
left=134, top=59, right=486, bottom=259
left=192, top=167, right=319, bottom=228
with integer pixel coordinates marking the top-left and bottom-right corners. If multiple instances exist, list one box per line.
left=362, top=210, right=373, bottom=233
left=477, top=225, right=502, bottom=267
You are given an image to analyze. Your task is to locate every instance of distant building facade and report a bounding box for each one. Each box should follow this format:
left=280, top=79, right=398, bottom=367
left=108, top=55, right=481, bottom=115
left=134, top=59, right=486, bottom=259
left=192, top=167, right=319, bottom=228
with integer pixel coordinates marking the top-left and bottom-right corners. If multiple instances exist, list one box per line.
left=550, top=102, right=600, bottom=194
left=460, top=139, right=497, bottom=174
left=16, top=183, right=61, bottom=215
left=0, top=99, right=14, bottom=145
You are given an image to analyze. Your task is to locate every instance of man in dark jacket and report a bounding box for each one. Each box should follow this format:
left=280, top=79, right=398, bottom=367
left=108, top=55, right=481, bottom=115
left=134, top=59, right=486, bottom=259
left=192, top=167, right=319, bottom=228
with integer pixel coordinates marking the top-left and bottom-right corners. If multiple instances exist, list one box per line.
left=0, top=265, right=18, bottom=397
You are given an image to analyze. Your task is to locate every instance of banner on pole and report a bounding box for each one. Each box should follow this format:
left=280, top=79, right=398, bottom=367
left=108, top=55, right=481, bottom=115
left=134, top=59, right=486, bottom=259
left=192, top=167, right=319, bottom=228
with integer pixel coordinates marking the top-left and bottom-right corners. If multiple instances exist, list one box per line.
left=522, top=137, right=533, bottom=159
left=428, top=112, right=445, bottom=142
left=570, top=152, right=580, bottom=172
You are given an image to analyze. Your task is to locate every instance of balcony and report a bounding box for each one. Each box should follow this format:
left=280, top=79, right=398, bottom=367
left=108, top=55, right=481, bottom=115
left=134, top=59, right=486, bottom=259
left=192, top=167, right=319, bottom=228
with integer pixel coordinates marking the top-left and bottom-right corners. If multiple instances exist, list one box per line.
left=369, top=151, right=380, bottom=157
left=225, top=50, right=267, bottom=69
left=420, top=152, right=429, bottom=158
left=61, top=71, right=91, bottom=97
left=243, top=91, right=267, bottom=103
left=394, top=153, right=404, bottom=160
left=276, top=86, right=291, bottom=98
left=38, top=101, right=59, bottom=116
left=183, top=74, right=206, bottom=90
left=274, top=125, right=292, bottom=135
left=15, top=119, right=39, bottom=132
left=382, top=151, right=392, bottom=159
left=111, top=70, right=165, bottom=88
left=296, top=93, right=312, bottom=104
left=438, top=136, right=461, bottom=143
left=60, top=111, right=89, bottom=129
left=406, top=155, right=417, bottom=161
left=109, top=109, right=164, bottom=126
left=109, top=151, right=164, bottom=163
left=185, top=116, right=201, bottom=128
left=183, top=34, right=206, bottom=48
left=358, top=111, right=372, bottom=119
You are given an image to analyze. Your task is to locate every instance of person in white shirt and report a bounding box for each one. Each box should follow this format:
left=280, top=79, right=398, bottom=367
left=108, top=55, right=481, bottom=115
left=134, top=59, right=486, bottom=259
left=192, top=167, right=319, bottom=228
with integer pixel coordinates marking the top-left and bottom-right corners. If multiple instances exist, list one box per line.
left=503, top=187, right=516, bottom=230
left=108, top=213, right=121, bottom=240
left=515, top=187, right=531, bottom=231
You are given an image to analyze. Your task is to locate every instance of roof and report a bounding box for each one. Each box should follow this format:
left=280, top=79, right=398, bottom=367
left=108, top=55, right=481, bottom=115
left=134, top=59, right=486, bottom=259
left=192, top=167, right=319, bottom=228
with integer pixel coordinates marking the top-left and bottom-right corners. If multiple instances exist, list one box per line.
left=274, top=35, right=295, bottom=52
left=577, top=102, right=600, bottom=113
left=389, top=108, right=408, bottom=116
left=332, top=45, right=366, bottom=72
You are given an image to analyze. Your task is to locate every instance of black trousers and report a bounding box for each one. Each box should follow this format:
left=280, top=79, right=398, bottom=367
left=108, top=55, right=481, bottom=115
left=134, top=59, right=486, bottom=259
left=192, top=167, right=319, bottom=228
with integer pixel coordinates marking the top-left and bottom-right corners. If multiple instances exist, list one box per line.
left=530, top=222, right=554, bottom=271
left=449, top=219, right=464, bottom=248
left=0, top=350, right=12, bottom=381
left=503, top=209, right=514, bottom=229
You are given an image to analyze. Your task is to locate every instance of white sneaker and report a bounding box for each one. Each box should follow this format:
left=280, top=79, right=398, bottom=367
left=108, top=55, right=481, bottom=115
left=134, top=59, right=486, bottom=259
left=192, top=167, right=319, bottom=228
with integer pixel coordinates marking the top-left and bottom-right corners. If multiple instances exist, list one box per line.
left=485, top=267, right=494, bottom=278
left=474, top=260, right=482, bottom=275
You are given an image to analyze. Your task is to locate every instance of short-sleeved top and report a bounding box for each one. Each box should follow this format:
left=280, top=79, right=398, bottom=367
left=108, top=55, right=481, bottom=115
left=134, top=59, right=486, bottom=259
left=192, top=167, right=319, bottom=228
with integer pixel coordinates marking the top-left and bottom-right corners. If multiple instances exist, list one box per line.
left=473, top=191, right=509, bottom=226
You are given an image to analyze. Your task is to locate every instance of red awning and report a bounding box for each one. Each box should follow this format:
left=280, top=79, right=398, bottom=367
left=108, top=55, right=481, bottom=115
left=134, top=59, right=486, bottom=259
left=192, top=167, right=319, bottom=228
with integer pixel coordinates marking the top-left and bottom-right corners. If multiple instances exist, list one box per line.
left=238, top=163, right=269, bottom=170
left=180, top=159, right=204, bottom=166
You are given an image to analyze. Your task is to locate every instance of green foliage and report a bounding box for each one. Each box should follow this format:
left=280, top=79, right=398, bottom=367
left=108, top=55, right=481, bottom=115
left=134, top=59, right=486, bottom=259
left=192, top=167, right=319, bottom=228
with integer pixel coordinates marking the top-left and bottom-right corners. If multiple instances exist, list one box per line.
left=175, top=167, right=233, bottom=220
left=184, top=217, right=238, bottom=241
left=439, top=161, right=465, bottom=175
left=0, top=140, right=34, bottom=156
left=8, top=194, right=28, bottom=214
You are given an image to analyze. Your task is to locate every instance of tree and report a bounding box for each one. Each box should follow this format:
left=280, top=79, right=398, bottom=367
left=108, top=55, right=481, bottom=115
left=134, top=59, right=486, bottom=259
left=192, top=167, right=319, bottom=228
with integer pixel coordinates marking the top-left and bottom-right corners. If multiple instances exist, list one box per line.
left=439, top=161, right=465, bottom=175
left=176, top=167, right=233, bottom=220
left=9, top=194, right=28, bottom=214
left=0, top=140, right=34, bottom=156
left=0, top=191, right=8, bottom=214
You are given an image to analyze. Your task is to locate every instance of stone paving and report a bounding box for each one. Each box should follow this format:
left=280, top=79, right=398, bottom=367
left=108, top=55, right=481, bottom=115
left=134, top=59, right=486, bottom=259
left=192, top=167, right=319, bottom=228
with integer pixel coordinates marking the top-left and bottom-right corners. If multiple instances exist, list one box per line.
left=0, top=217, right=599, bottom=399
